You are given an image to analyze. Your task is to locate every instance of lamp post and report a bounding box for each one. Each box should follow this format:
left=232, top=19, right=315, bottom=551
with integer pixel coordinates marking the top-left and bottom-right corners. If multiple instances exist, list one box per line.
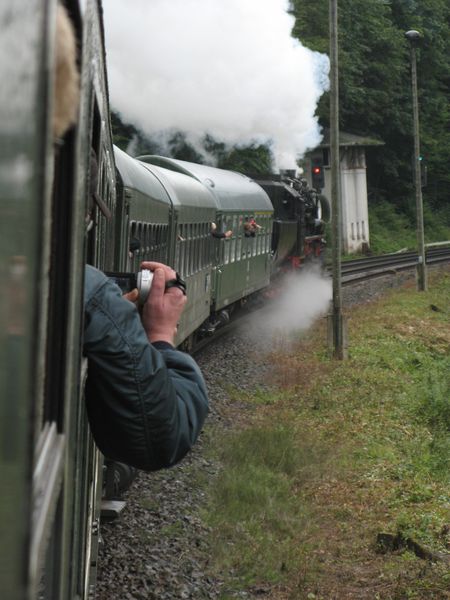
left=405, top=29, right=427, bottom=291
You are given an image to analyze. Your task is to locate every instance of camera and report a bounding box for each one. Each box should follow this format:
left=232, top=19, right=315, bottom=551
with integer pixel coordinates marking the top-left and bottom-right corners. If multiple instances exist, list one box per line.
left=106, top=269, right=153, bottom=305
left=106, top=269, right=187, bottom=305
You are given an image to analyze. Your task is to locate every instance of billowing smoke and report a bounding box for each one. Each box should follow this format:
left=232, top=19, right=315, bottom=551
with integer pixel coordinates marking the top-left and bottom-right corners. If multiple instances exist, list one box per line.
left=251, top=266, right=332, bottom=341
left=103, top=0, right=329, bottom=169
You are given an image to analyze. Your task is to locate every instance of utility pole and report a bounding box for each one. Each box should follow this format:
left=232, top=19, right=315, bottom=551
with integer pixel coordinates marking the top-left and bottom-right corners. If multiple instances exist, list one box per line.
left=329, top=0, right=346, bottom=359
left=405, top=29, right=427, bottom=291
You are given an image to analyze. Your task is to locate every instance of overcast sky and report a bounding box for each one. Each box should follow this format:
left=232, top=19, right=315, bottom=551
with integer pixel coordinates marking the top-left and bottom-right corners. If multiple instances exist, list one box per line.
left=103, top=0, right=329, bottom=169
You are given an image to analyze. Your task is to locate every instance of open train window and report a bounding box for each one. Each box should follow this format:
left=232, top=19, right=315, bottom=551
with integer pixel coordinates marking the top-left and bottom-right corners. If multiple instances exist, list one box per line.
left=236, top=230, right=242, bottom=261
left=44, top=129, right=77, bottom=427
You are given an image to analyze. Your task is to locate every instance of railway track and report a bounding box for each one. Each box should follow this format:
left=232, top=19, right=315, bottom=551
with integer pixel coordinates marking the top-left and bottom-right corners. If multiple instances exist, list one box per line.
left=193, top=246, right=450, bottom=355
left=339, top=246, right=450, bottom=284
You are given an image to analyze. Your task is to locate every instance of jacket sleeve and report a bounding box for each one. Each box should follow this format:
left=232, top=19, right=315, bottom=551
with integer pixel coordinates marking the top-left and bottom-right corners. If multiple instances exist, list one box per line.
left=83, top=266, right=209, bottom=471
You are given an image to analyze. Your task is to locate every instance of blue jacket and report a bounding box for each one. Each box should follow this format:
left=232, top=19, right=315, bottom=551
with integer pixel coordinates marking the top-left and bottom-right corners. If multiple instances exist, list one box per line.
left=83, top=265, right=209, bottom=471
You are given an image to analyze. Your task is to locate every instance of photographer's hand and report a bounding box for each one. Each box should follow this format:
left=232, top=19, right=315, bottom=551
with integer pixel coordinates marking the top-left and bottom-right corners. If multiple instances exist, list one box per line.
left=141, top=266, right=186, bottom=345
left=123, top=288, right=139, bottom=303
left=140, top=261, right=177, bottom=282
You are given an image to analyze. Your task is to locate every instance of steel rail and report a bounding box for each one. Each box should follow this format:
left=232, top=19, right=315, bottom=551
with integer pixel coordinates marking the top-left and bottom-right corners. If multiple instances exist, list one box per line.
left=193, top=247, right=450, bottom=354
left=339, top=247, right=450, bottom=284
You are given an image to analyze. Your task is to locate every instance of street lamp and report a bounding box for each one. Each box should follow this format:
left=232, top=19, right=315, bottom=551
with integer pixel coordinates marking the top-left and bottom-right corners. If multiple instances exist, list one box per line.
left=405, top=29, right=427, bottom=291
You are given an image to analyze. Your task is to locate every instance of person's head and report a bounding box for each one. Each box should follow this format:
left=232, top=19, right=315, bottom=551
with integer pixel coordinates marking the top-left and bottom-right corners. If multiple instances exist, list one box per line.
left=53, top=3, right=80, bottom=141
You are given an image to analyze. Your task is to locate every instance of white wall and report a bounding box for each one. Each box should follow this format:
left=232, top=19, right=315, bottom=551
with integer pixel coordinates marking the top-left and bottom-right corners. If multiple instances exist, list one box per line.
left=341, top=168, right=370, bottom=253
left=309, top=147, right=370, bottom=254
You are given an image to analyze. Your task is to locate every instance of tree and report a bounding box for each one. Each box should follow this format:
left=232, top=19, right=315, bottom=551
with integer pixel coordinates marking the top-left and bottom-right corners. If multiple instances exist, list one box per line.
left=290, top=0, right=450, bottom=209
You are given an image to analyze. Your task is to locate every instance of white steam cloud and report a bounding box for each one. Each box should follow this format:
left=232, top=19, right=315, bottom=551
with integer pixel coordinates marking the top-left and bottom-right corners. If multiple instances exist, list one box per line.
left=103, top=0, right=329, bottom=169
left=252, top=266, right=332, bottom=339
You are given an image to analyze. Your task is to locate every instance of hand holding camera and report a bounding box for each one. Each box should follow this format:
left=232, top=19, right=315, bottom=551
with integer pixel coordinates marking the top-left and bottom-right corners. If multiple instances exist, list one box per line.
left=141, top=264, right=187, bottom=344
left=107, top=261, right=187, bottom=345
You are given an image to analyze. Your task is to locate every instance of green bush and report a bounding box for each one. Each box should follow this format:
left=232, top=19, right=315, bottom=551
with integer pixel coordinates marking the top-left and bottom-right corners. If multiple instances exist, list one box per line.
left=368, top=199, right=450, bottom=254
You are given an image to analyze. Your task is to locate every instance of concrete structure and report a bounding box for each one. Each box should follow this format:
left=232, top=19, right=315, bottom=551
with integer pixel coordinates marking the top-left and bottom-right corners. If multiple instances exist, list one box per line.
left=304, top=130, right=383, bottom=254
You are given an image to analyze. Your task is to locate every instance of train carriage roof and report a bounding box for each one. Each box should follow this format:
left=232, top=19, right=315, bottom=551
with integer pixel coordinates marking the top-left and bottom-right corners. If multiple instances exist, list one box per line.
left=139, top=162, right=217, bottom=210
left=138, top=155, right=273, bottom=214
left=114, top=146, right=217, bottom=211
left=114, top=146, right=171, bottom=206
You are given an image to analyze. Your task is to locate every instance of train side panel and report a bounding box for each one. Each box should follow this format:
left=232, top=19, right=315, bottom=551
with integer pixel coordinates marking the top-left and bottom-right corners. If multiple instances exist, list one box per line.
left=0, top=1, right=116, bottom=598
left=0, top=2, right=51, bottom=598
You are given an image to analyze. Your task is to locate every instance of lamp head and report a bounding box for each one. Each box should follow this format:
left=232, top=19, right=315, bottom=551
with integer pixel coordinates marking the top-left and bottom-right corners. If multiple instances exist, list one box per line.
left=405, top=30, right=422, bottom=45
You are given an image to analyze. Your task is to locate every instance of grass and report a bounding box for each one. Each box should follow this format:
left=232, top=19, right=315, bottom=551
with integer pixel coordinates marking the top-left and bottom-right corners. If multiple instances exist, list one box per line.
left=198, top=269, right=450, bottom=599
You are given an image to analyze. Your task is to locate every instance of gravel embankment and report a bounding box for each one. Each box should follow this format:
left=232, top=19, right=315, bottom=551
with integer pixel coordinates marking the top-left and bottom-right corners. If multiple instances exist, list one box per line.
left=95, top=270, right=419, bottom=600
left=95, top=323, right=277, bottom=600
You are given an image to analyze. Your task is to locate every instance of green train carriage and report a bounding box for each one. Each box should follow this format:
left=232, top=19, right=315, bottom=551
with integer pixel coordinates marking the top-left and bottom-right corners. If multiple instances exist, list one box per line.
left=138, top=157, right=275, bottom=319
left=114, top=146, right=218, bottom=345
left=0, top=1, right=117, bottom=598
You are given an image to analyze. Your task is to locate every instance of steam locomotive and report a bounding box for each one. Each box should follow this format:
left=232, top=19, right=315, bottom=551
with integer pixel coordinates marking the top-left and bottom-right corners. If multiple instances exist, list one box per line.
left=0, top=1, right=326, bottom=599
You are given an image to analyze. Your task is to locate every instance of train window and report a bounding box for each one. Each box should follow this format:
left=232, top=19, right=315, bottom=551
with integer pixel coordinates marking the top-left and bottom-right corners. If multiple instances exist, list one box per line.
left=159, top=225, right=165, bottom=262
left=142, top=224, right=148, bottom=257
left=259, top=217, right=264, bottom=255
left=136, top=222, right=142, bottom=256
left=195, top=223, right=200, bottom=273
left=147, top=223, right=152, bottom=255
left=179, top=225, right=185, bottom=276
left=142, top=222, right=146, bottom=255
left=189, top=223, right=195, bottom=275
left=231, top=215, right=238, bottom=262
left=175, top=230, right=181, bottom=272
left=242, top=219, right=249, bottom=258
left=192, top=224, right=196, bottom=274
left=191, top=223, right=196, bottom=273
left=207, top=222, right=212, bottom=267
left=236, top=231, right=242, bottom=261
left=157, top=224, right=161, bottom=259
left=182, top=225, right=187, bottom=275
left=199, top=223, right=204, bottom=269
left=203, top=222, right=211, bottom=268
left=230, top=221, right=236, bottom=263
left=198, top=223, right=203, bottom=271
left=223, top=223, right=230, bottom=265
left=153, top=224, right=159, bottom=256
left=191, top=224, right=195, bottom=275
left=141, top=222, right=146, bottom=255
left=163, top=224, right=167, bottom=262
left=200, top=223, right=205, bottom=270
left=185, top=224, right=190, bottom=276
left=184, top=224, right=190, bottom=276
left=264, top=218, right=268, bottom=252
left=258, top=217, right=263, bottom=255
left=194, top=224, right=198, bottom=274
left=130, top=221, right=137, bottom=246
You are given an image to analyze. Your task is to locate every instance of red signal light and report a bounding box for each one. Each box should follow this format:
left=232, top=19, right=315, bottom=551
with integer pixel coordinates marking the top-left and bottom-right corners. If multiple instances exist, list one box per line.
left=312, top=167, right=321, bottom=174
